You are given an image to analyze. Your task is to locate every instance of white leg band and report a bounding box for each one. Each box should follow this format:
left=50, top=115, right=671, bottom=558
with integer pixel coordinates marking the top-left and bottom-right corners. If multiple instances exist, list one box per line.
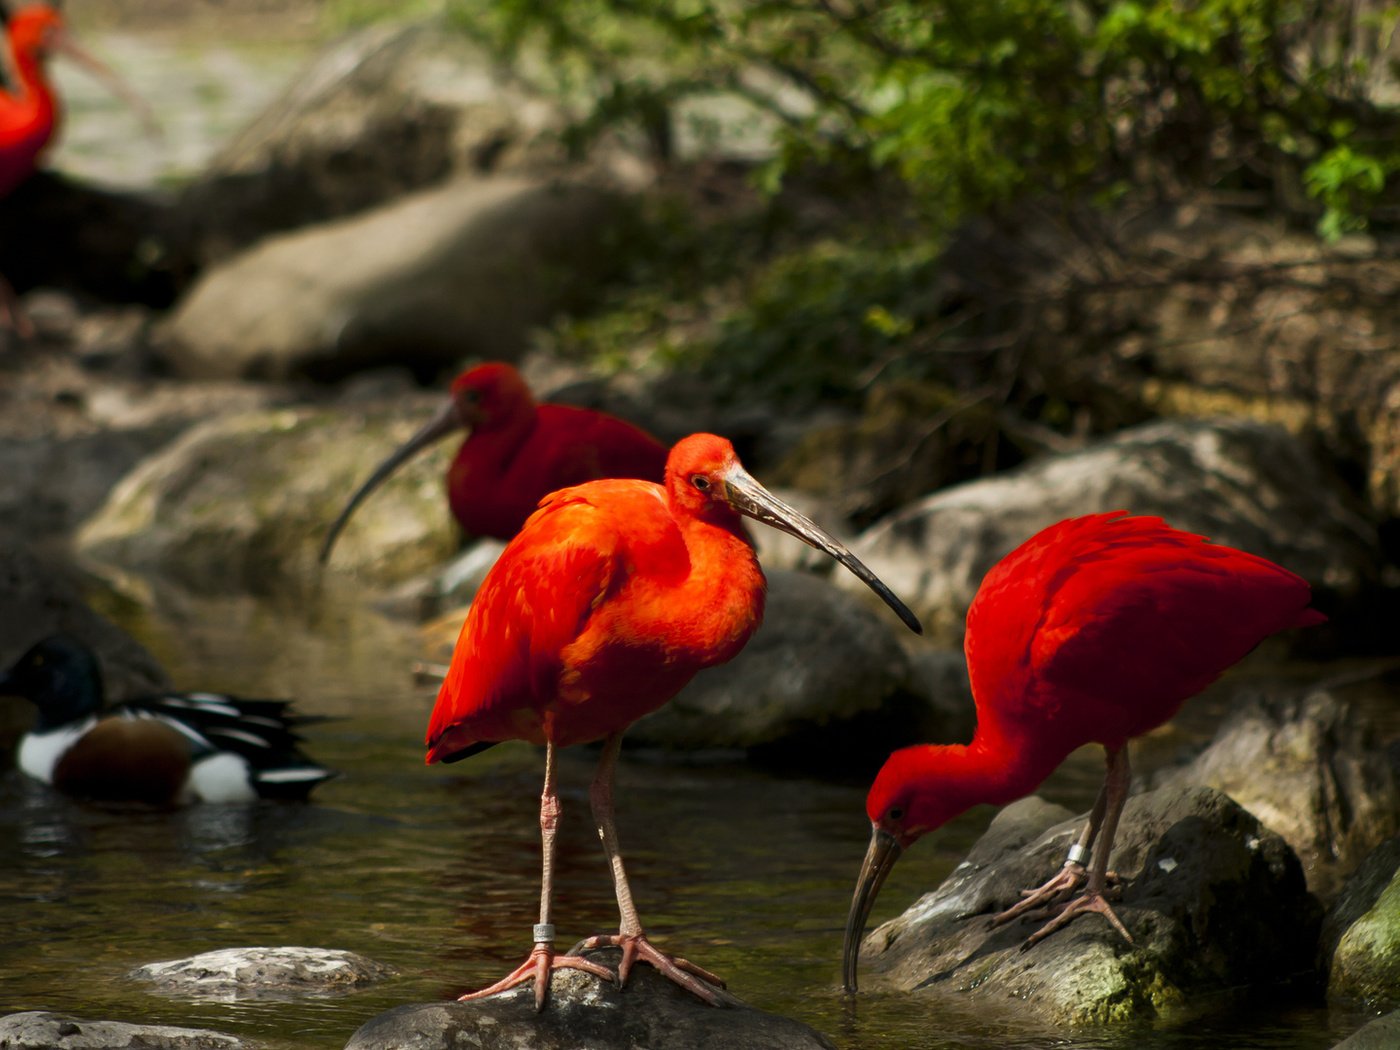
left=533, top=923, right=555, bottom=944
left=1066, top=843, right=1090, bottom=866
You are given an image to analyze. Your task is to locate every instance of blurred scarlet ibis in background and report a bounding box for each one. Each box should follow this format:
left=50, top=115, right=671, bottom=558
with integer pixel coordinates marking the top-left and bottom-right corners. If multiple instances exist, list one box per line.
left=843, top=511, right=1324, bottom=992
left=320, top=361, right=669, bottom=561
left=426, top=432, right=921, bottom=1009
left=0, top=2, right=157, bottom=332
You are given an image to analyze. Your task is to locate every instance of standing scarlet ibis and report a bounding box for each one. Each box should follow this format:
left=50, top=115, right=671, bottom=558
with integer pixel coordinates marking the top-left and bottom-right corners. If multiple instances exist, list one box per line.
left=842, top=511, right=1324, bottom=992
left=3, top=634, right=335, bottom=804
left=0, top=3, right=157, bottom=332
left=427, top=432, right=921, bottom=1009
left=319, top=362, right=669, bottom=561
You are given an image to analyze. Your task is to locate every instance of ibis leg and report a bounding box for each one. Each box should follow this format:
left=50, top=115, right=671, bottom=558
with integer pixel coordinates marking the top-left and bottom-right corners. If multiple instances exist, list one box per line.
left=459, top=742, right=614, bottom=1010
left=573, top=732, right=732, bottom=1006
left=1022, top=745, right=1135, bottom=948
left=992, top=777, right=1116, bottom=926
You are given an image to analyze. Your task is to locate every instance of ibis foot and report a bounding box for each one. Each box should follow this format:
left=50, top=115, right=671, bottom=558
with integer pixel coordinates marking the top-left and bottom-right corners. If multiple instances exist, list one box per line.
left=460, top=941, right=616, bottom=1011
left=1019, top=889, right=1134, bottom=951
left=992, top=863, right=1121, bottom=928
left=573, top=932, right=736, bottom=1007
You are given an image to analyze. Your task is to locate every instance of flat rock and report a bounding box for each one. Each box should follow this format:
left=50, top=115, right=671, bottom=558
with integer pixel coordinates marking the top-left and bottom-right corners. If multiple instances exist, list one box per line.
left=345, top=949, right=834, bottom=1050
left=1156, top=691, right=1399, bottom=898
left=75, top=404, right=458, bottom=592
left=1332, top=1010, right=1400, bottom=1049
left=855, top=785, right=1319, bottom=1026
left=840, top=417, right=1378, bottom=639
left=160, top=175, right=633, bottom=382
left=0, top=1011, right=248, bottom=1050
left=131, top=946, right=396, bottom=1001
left=1321, top=835, right=1400, bottom=1011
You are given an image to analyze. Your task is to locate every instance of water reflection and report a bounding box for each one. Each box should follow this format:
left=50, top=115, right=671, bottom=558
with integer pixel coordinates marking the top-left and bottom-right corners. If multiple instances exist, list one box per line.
left=0, top=588, right=1390, bottom=1049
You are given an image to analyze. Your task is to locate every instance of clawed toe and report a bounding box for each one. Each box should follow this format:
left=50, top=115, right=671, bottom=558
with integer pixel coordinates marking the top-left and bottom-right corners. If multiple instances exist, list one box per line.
left=1018, top=890, right=1134, bottom=950
left=460, top=942, right=617, bottom=1011
left=575, top=932, right=734, bottom=1006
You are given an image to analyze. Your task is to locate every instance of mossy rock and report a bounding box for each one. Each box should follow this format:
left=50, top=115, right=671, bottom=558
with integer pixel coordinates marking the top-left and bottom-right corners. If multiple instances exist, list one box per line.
left=76, top=403, right=458, bottom=593
left=1325, top=836, right=1400, bottom=1011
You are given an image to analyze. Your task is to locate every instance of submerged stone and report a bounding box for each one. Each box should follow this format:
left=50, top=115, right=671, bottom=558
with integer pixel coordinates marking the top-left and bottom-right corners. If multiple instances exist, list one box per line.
left=0, top=1011, right=248, bottom=1049
left=345, top=948, right=834, bottom=1050
left=1331, top=1010, right=1400, bottom=1049
left=855, top=786, right=1319, bottom=1027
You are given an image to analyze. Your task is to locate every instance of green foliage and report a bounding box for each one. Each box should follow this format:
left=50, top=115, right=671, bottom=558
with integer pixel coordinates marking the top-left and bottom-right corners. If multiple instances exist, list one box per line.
left=448, top=0, right=1400, bottom=234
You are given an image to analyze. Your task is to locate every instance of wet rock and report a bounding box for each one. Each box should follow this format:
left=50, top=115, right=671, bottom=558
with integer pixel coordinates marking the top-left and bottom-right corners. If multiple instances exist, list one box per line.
left=0, top=540, right=169, bottom=763
left=620, top=569, right=917, bottom=766
left=132, top=946, right=396, bottom=1000
left=856, top=786, right=1319, bottom=1026
left=1156, top=691, right=1399, bottom=898
left=160, top=175, right=634, bottom=382
left=840, top=417, right=1378, bottom=640
left=0, top=1011, right=247, bottom=1049
left=1321, top=835, right=1400, bottom=1011
left=1332, top=1010, right=1400, bottom=1049
left=75, top=404, right=458, bottom=592
left=345, top=949, right=834, bottom=1050
left=178, top=19, right=645, bottom=262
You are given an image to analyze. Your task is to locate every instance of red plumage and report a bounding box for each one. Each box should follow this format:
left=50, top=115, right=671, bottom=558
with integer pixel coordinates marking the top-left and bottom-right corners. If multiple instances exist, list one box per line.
left=844, top=512, right=1323, bottom=987
left=0, top=6, right=64, bottom=199
left=425, top=432, right=920, bottom=1008
left=319, top=362, right=669, bottom=563
left=444, top=365, right=669, bottom=539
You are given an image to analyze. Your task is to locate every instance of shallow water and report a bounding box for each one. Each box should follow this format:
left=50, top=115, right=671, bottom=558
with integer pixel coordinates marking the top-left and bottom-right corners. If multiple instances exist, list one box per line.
left=1, top=582, right=1392, bottom=1049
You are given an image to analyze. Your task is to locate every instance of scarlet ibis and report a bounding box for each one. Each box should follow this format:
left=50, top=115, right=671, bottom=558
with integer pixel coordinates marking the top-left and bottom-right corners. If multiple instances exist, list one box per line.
left=842, top=511, right=1324, bottom=991
left=0, top=2, right=157, bottom=332
left=426, top=432, right=921, bottom=1009
left=2, top=634, right=335, bottom=804
left=319, top=362, right=668, bottom=560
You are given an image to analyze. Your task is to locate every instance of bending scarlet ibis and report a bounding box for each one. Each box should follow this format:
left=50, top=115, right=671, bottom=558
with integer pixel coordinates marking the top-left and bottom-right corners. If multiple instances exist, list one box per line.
left=0, top=3, right=157, bottom=331
left=320, top=361, right=668, bottom=560
left=843, top=511, right=1324, bottom=992
left=427, top=433, right=921, bottom=1009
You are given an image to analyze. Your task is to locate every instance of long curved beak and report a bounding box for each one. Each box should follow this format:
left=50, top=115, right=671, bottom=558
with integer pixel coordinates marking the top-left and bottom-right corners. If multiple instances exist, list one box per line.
left=843, top=826, right=902, bottom=993
left=319, top=401, right=463, bottom=564
left=55, top=32, right=162, bottom=140
left=722, top=468, right=922, bottom=635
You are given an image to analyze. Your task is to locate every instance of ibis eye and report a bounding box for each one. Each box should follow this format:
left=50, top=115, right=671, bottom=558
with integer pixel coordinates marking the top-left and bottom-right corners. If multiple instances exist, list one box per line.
left=691, top=475, right=710, bottom=491
left=887, top=806, right=904, bottom=822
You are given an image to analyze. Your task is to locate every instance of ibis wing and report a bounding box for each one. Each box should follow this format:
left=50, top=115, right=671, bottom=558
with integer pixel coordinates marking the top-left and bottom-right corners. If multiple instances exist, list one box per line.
left=1018, top=516, right=1316, bottom=739
left=532, top=405, right=668, bottom=492
left=425, top=485, right=632, bottom=760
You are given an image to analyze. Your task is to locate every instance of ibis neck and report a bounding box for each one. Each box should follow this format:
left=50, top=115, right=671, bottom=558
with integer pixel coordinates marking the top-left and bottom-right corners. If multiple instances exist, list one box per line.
left=926, top=728, right=1071, bottom=822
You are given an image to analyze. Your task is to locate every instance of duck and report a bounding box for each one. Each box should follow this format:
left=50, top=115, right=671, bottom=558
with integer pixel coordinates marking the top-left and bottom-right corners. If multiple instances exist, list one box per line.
left=2, top=634, right=335, bottom=804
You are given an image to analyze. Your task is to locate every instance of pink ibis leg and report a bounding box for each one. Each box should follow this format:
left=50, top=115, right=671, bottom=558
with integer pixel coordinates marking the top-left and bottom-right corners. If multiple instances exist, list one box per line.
left=992, top=775, right=1117, bottom=927
left=1021, top=744, right=1135, bottom=948
left=573, top=732, right=733, bottom=1006
left=459, top=741, right=614, bottom=1010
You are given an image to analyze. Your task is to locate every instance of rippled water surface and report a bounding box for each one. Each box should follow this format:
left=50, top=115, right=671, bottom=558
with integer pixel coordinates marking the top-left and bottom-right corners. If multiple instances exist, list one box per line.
left=1, top=583, right=1391, bottom=1050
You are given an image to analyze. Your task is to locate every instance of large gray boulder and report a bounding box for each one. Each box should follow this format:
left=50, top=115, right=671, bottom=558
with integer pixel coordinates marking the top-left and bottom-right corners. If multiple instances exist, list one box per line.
left=839, top=417, right=1377, bottom=639
left=854, top=786, right=1319, bottom=1026
left=346, top=949, right=834, bottom=1050
left=1157, top=691, right=1399, bottom=898
left=176, top=19, right=644, bottom=262
left=1321, top=835, right=1400, bottom=1011
left=75, top=404, right=458, bottom=592
left=0, top=1012, right=247, bottom=1050
left=160, top=175, right=633, bottom=381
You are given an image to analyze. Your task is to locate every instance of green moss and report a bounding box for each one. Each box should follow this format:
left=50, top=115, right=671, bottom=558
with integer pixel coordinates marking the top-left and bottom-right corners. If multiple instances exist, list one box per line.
left=1332, top=869, right=1400, bottom=1010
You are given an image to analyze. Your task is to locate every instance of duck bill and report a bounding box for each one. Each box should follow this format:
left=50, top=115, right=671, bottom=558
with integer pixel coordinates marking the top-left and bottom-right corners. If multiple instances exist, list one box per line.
left=843, top=826, right=902, bottom=994
left=319, top=401, right=463, bottom=564
left=722, top=468, right=922, bottom=635
left=54, top=33, right=162, bottom=139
